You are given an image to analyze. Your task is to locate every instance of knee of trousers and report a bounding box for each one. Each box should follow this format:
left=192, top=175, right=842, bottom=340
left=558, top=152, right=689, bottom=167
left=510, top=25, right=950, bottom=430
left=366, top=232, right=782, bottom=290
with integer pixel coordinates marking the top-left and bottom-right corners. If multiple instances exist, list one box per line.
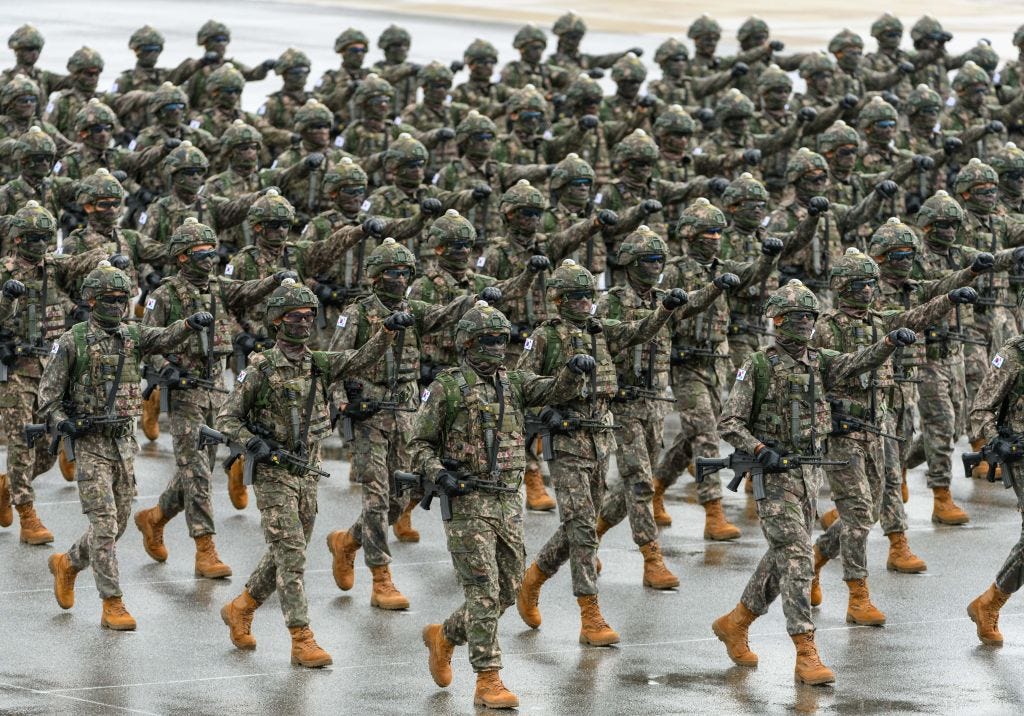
left=565, top=516, right=599, bottom=552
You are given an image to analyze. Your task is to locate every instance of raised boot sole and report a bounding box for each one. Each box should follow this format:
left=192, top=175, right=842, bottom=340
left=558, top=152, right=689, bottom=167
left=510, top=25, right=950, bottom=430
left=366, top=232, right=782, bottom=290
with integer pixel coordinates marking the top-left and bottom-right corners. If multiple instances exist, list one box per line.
left=886, top=558, right=926, bottom=574
left=291, top=653, right=333, bottom=667
left=20, top=530, right=54, bottom=545
left=474, top=693, right=520, bottom=709
left=795, top=670, right=835, bottom=686
left=579, top=631, right=620, bottom=647
left=931, top=512, right=970, bottom=526
left=101, top=616, right=137, bottom=631
left=220, top=603, right=256, bottom=650
left=712, top=618, right=758, bottom=667
left=846, top=612, right=886, bottom=626
left=966, top=602, right=1004, bottom=646
left=371, top=594, right=410, bottom=610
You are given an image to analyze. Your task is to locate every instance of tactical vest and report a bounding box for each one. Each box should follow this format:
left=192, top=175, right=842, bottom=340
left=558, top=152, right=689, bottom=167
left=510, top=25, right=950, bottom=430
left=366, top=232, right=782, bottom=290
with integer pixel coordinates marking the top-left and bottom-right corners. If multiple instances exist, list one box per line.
left=247, top=350, right=334, bottom=452
left=69, top=322, right=144, bottom=419
left=536, top=317, right=617, bottom=405
left=913, top=249, right=971, bottom=360
left=875, top=279, right=928, bottom=374
left=821, top=309, right=896, bottom=418
left=748, top=347, right=832, bottom=454
left=413, top=269, right=492, bottom=367
left=999, top=337, right=1024, bottom=434
left=434, top=367, right=526, bottom=480
left=603, top=285, right=670, bottom=388
left=483, top=237, right=553, bottom=334
left=545, top=205, right=606, bottom=275
left=720, top=227, right=777, bottom=332
left=228, top=245, right=295, bottom=334
left=667, top=256, right=730, bottom=358
left=5, top=259, right=67, bottom=345
left=161, top=277, right=234, bottom=360
left=346, top=295, right=421, bottom=400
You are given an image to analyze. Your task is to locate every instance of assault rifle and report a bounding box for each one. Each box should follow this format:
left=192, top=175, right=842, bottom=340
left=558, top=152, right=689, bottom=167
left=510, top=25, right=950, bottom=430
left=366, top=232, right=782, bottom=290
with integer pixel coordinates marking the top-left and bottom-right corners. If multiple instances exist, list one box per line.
left=197, top=424, right=329, bottom=485
left=391, top=461, right=517, bottom=521
left=0, top=331, right=53, bottom=382
left=24, top=415, right=132, bottom=461
left=142, top=364, right=228, bottom=414
left=962, top=428, right=1024, bottom=489
left=696, top=450, right=849, bottom=501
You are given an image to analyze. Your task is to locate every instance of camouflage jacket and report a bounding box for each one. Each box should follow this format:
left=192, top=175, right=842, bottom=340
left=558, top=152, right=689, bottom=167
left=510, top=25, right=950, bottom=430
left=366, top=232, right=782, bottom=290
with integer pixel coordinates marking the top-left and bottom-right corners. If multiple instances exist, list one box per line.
left=258, top=89, right=314, bottom=130
left=499, top=60, right=571, bottom=93
left=55, top=141, right=164, bottom=182
left=185, top=58, right=270, bottom=112
left=363, top=182, right=475, bottom=257
left=450, top=80, right=510, bottom=120
left=400, top=101, right=469, bottom=174
left=314, top=65, right=370, bottom=128
left=970, top=334, right=1024, bottom=441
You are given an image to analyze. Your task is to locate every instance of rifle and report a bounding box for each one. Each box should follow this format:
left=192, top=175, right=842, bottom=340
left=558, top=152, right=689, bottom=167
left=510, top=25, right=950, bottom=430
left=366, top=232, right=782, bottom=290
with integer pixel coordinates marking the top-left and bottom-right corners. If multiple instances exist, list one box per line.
left=391, top=464, right=517, bottom=521
left=197, top=424, right=329, bottom=485
left=338, top=397, right=417, bottom=440
left=962, top=430, right=1022, bottom=489
left=695, top=450, right=849, bottom=501
left=670, top=345, right=732, bottom=364
left=612, top=385, right=675, bottom=403
left=232, top=332, right=274, bottom=373
left=828, top=400, right=906, bottom=442
left=0, top=332, right=53, bottom=382
left=924, top=326, right=988, bottom=347
left=142, top=364, right=229, bottom=414
left=29, top=415, right=133, bottom=462
left=728, top=317, right=771, bottom=337
left=524, top=415, right=555, bottom=461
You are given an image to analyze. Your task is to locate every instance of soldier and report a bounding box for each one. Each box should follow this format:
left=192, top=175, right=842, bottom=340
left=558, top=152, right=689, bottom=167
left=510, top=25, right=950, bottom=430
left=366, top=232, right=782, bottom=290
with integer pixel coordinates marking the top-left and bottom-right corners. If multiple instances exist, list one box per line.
left=686, top=14, right=774, bottom=88
left=515, top=259, right=688, bottom=645
left=258, top=49, right=314, bottom=135
left=500, top=24, right=571, bottom=95
left=44, top=47, right=105, bottom=139
left=130, top=83, right=218, bottom=159
left=450, top=39, right=509, bottom=120
left=792, top=52, right=843, bottom=114
left=543, top=153, right=611, bottom=276
left=184, top=20, right=275, bottom=113
left=546, top=11, right=641, bottom=77
left=597, top=52, right=663, bottom=137
left=0, top=202, right=107, bottom=544
left=217, top=278, right=411, bottom=666
left=548, top=76, right=614, bottom=182
left=133, top=217, right=299, bottom=575
left=711, top=278, right=912, bottom=684
left=191, top=64, right=289, bottom=155
left=908, top=16, right=957, bottom=100
left=43, top=260, right=214, bottom=630
left=810, top=245, right=981, bottom=624
left=1, top=24, right=67, bottom=102
left=996, top=24, right=1024, bottom=108
left=652, top=198, right=780, bottom=534
left=325, top=239, right=502, bottom=611
left=413, top=300, right=593, bottom=709
left=730, top=17, right=802, bottom=97
left=401, top=61, right=468, bottom=177
left=315, top=28, right=371, bottom=130
left=647, top=38, right=737, bottom=109
left=372, top=25, right=419, bottom=113
left=862, top=14, right=916, bottom=98
left=0, top=75, right=72, bottom=174
left=494, top=84, right=567, bottom=167
left=827, top=29, right=913, bottom=100
left=0, top=127, right=76, bottom=251
left=965, top=333, right=1024, bottom=646
left=990, top=142, right=1024, bottom=214
left=943, top=62, right=1023, bottom=163
left=650, top=106, right=703, bottom=240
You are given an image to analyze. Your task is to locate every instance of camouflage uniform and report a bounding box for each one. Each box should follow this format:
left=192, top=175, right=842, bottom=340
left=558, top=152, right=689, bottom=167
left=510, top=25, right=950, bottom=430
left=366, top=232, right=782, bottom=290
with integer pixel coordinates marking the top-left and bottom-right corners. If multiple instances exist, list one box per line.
left=43, top=47, right=106, bottom=139
left=1, top=24, right=68, bottom=102
left=400, top=61, right=469, bottom=177
left=546, top=12, right=634, bottom=77
left=0, top=126, right=76, bottom=251
left=258, top=48, right=314, bottom=133
left=314, top=28, right=371, bottom=130
left=941, top=62, right=1021, bottom=163
left=54, top=99, right=167, bottom=182
left=648, top=38, right=734, bottom=108
left=0, top=75, right=71, bottom=181
left=184, top=21, right=273, bottom=113
left=500, top=25, right=571, bottom=94
left=826, top=29, right=907, bottom=101
left=862, top=14, right=918, bottom=99
left=451, top=39, right=511, bottom=121
left=372, top=25, right=418, bottom=113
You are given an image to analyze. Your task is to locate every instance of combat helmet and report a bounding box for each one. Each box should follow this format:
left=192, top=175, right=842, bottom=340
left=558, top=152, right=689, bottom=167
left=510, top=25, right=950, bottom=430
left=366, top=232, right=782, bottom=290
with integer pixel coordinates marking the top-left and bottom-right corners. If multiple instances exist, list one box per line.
left=293, top=98, right=332, bottom=131
left=322, top=157, right=368, bottom=193
left=654, top=38, right=689, bottom=66
left=426, top=209, right=476, bottom=250
left=828, top=29, right=864, bottom=54
left=547, top=258, right=596, bottom=295
left=612, top=128, right=659, bottom=167
left=7, top=200, right=56, bottom=240
left=73, top=98, right=118, bottom=133
left=910, top=16, right=945, bottom=44
left=654, top=104, right=696, bottom=136
left=275, top=48, right=311, bottom=75
left=722, top=172, right=768, bottom=206
left=616, top=225, right=667, bottom=266
left=0, top=75, right=40, bottom=111
left=352, top=73, right=394, bottom=107
left=162, top=140, right=208, bottom=174
left=378, top=24, right=411, bottom=49
left=687, top=14, right=721, bottom=40
left=785, top=147, right=829, bottom=184
left=870, top=13, right=903, bottom=39
left=611, top=53, right=646, bottom=83
left=197, top=20, right=230, bottom=45
left=247, top=188, right=295, bottom=225
left=334, top=28, right=369, bottom=54
left=82, top=259, right=132, bottom=300
left=764, top=279, right=820, bottom=317
left=952, top=61, right=990, bottom=92
left=507, top=84, right=548, bottom=116
left=963, top=41, right=999, bottom=74
left=384, top=132, right=428, bottom=169
left=208, top=63, right=245, bottom=94
left=418, top=60, right=453, bottom=86
left=267, top=277, right=318, bottom=322
left=953, top=157, right=998, bottom=194
left=858, top=96, right=898, bottom=128
left=499, top=179, right=545, bottom=214
left=129, top=25, right=164, bottom=50
left=168, top=217, right=218, bottom=256
left=916, top=190, right=964, bottom=240
left=455, top=110, right=497, bottom=146
left=906, top=84, right=942, bottom=115
left=817, top=120, right=860, bottom=154
left=868, top=216, right=919, bottom=258
left=464, top=39, right=498, bottom=64
left=365, top=237, right=416, bottom=278
left=67, top=46, right=104, bottom=73
left=8, top=24, right=44, bottom=50
left=565, top=75, right=603, bottom=109
left=829, top=247, right=879, bottom=294
left=678, top=197, right=726, bottom=236
left=989, top=142, right=1024, bottom=177
left=798, top=52, right=835, bottom=79
left=714, top=88, right=755, bottom=121
left=552, top=12, right=586, bottom=37
left=77, top=168, right=124, bottom=205
left=758, top=64, right=792, bottom=92
left=148, top=82, right=188, bottom=116
left=1014, top=24, right=1024, bottom=49
left=16, top=125, right=56, bottom=160
left=737, top=16, right=769, bottom=45
left=513, top=24, right=547, bottom=50
left=549, top=153, right=595, bottom=192
left=455, top=300, right=511, bottom=347
left=221, top=119, right=264, bottom=148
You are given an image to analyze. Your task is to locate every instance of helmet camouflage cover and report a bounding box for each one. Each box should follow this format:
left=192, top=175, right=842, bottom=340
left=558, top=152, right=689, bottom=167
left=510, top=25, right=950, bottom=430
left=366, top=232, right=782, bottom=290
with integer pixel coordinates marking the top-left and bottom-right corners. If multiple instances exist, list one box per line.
left=549, top=152, right=595, bottom=192
left=714, top=88, right=755, bottom=120
left=208, top=62, right=245, bottom=93
left=499, top=179, right=545, bottom=214
left=464, top=38, right=498, bottom=63
left=910, top=16, right=943, bottom=43
left=611, top=52, right=646, bottom=83
left=612, top=128, right=659, bottom=165
left=786, top=147, right=829, bottom=184
left=275, top=47, right=311, bottom=75
left=616, top=225, right=667, bottom=266
left=74, top=98, right=117, bottom=133
left=552, top=12, right=586, bottom=37
left=654, top=38, right=689, bottom=65
left=817, top=120, right=860, bottom=154
left=162, top=140, right=208, bottom=173
left=8, top=200, right=56, bottom=239
left=366, top=237, right=416, bottom=278
left=507, top=84, right=548, bottom=116
left=197, top=20, right=230, bottom=45
left=334, top=28, right=369, bottom=53
left=455, top=110, right=497, bottom=145
left=906, top=83, right=942, bottom=115
left=798, top=52, right=835, bottom=78
left=427, top=209, right=476, bottom=250
left=267, top=277, right=319, bottom=322
left=989, top=142, right=1024, bottom=176
left=722, top=172, right=768, bottom=206
left=247, top=188, right=295, bottom=225
left=737, top=16, right=769, bottom=43
left=352, top=73, right=394, bottom=107
left=565, top=75, right=603, bottom=108
left=513, top=24, right=547, bottom=50
left=688, top=14, right=721, bottom=39
left=293, top=98, right=332, bottom=131
left=1, top=74, right=41, bottom=110
left=953, top=157, right=998, bottom=194
left=870, top=13, right=903, bottom=39
left=858, top=96, right=898, bottom=127
left=678, top=197, right=727, bottom=236
left=547, top=258, right=596, bottom=295
left=764, top=279, right=820, bottom=317
left=148, top=81, right=188, bottom=115
left=16, top=125, right=56, bottom=159
left=8, top=24, right=44, bottom=50
left=77, top=168, right=124, bottom=204
left=758, top=64, right=792, bottom=92
left=67, top=46, right=104, bottom=73
left=829, top=246, right=879, bottom=291
left=385, top=132, right=428, bottom=168
left=418, top=60, right=453, bottom=86
left=129, top=25, right=164, bottom=50
left=456, top=300, right=511, bottom=346
left=168, top=217, right=218, bottom=256
left=952, top=60, right=990, bottom=92
left=378, top=24, right=411, bottom=49
left=916, top=190, right=965, bottom=228
left=868, top=216, right=919, bottom=256
left=82, top=259, right=132, bottom=300
left=828, top=28, right=864, bottom=54
left=322, top=156, right=367, bottom=192
left=654, top=104, right=696, bottom=136
left=221, top=119, right=264, bottom=148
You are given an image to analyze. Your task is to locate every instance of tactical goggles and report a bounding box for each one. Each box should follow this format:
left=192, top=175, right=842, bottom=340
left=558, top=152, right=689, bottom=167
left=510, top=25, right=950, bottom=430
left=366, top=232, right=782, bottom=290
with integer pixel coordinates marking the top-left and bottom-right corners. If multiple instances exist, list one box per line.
left=86, top=124, right=113, bottom=134
left=282, top=310, right=315, bottom=323
left=568, top=178, right=593, bottom=187
left=285, top=67, right=310, bottom=76
left=382, top=267, right=413, bottom=279
left=565, top=289, right=594, bottom=301
left=218, top=87, right=242, bottom=95
left=917, top=106, right=940, bottom=115
left=97, top=294, right=129, bottom=305
left=518, top=111, right=543, bottom=121
left=367, top=96, right=390, bottom=106
left=517, top=207, right=543, bottom=218
left=881, top=31, right=902, bottom=39
left=80, top=68, right=101, bottom=78
left=177, top=167, right=205, bottom=177
left=809, top=71, right=833, bottom=81
left=402, top=159, right=425, bottom=169
left=94, top=199, right=120, bottom=210
left=886, top=249, right=915, bottom=261
left=426, top=81, right=451, bottom=90
left=847, top=279, right=877, bottom=291
left=24, top=154, right=54, bottom=164
left=208, top=34, right=229, bottom=43
left=524, top=41, right=545, bottom=51
left=1004, top=171, right=1024, bottom=182
left=446, top=239, right=473, bottom=250
left=477, top=333, right=509, bottom=346
left=306, top=122, right=331, bottom=130
left=188, top=249, right=218, bottom=261
left=233, top=142, right=260, bottom=152
left=344, top=45, right=367, bottom=54
left=138, top=44, right=163, bottom=53
left=470, top=132, right=495, bottom=142
left=972, top=186, right=999, bottom=196
left=785, top=310, right=817, bottom=322
left=339, top=186, right=366, bottom=196
left=261, top=219, right=290, bottom=230
left=471, top=58, right=496, bottom=66
left=802, top=171, right=828, bottom=184
left=18, top=45, right=42, bottom=52
left=740, top=200, right=767, bottom=210
left=160, top=102, right=186, bottom=112
left=701, top=227, right=724, bottom=237
left=835, top=146, right=858, bottom=158
left=639, top=254, right=665, bottom=263
left=874, top=120, right=896, bottom=128
left=666, top=54, right=688, bottom=63
left=629, top=159, right=654, bottom=169
left=932, top=219, right=961, bottom=230
left=20, top=232, right=50, bottom=242
left=14, top=95, right=37, bottom=104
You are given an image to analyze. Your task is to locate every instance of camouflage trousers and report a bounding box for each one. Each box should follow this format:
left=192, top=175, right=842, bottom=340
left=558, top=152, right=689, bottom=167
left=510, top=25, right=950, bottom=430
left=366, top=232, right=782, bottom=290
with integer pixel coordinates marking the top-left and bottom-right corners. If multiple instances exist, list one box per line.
left=916, top=356, right=967, bottom=489
left=964, top=308, right=1014, bottom=408
left=0, top=374, right=56, bottom=506
left=156, top=392, right=220, bottom=538
left=246, top=468, right=319, bottom=628
left=655, top=363, right=724, bottom=503
left=993, top=472, right=1024, bottom=594
left=815, top=435, right=884, bottom=581
left=442, top=495, right=526, bottom=672
left=879, top=407, right=910, bottom=534
left=535, top=441, right=609, bottom=597
left=67, top=433, right=138, bottom=599
left=740, top=469, right=816, bottom=635
left=348, top=410, right=413, bottom=567
left=599, top=406, right=662, bottom=547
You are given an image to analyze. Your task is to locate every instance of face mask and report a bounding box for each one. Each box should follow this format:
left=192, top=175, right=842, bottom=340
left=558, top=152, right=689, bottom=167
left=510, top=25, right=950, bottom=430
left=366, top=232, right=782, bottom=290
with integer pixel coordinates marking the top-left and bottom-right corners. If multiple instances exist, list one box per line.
left=561, top=179, right=592, bottom=210
left=622, top=160, right=652, bottom=185
left=966, top=185, right=999, bottom=214
left=257, top=222, right=289, bottom=250
left=174, top=169, right=205, bottom=196
left=882, top=249, right=915, bottom=277
left=465, top=136, right=493, bottom=161
left=731, top=200, right=766, bottom=231
left=278, top=319, right=313, bottom=344
left=16, top=235, right=48, bottom=261
left=508, top=207, right=541, bottom=236
left=93, top=294, right=128, bottom=327
left=925, top=221, right=959, bottom=247
left=776, top=310, right=817, bottom=345
left=438, top=241, right=471, bottom=272
left=182, top=250, right=217, bottom=282
left=395, top=161, right=424, bottom=189
left=466, top=333, right=507, bottom=374
left=1002, top=171, right=1024, bottom=199
left=375, top=267, right=412, bottom=301
left=723, top=117, right=749, bottom=137
left=838, top=278, right=876, bottom=309
left=689, top=233, right=721, bottom=261
left=627, top=256, right=664, bottom=287
left=796, top=173, right=829, bottom=202
left=558, top=293, right=593, bottom=325
left=762, top=88, right=789, bottom=111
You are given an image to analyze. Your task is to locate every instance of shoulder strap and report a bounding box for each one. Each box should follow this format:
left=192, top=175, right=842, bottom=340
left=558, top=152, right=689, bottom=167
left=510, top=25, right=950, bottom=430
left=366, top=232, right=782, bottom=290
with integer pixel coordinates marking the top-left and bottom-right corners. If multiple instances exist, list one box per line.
left=71, top=322, right=89, bottom=384
left=541, top=325, right=563, bottom=376
left=749, top=350, right=771, bottom=426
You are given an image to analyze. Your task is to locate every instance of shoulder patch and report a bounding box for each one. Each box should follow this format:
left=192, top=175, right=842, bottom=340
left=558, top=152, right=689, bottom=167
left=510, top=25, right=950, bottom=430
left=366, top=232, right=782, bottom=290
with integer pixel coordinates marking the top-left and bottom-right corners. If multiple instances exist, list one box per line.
left=52, top=160, right=62, bottom=174
left=138, top=211, right=148, bottom=226
left=993, top=353, right=1005, bottom=368
left=237, top=370, right=247, bottom=383
left=476, top=256, right=486, bottom=268
left=594, top=192, right=603, bottom=205
left=431, top=172, right=440, bottom=185
left=50, top=341, right=59, bottom=355
left=145, top=297, right=156, bottom=310
left=189, top=119, right=201, bottom=129
left=736, top=368, right=746, bottom=381
left=524, top=338, right=534, bottom=351
left=334, top=135, right=345, bottom=148
left=337, top=315, right=348, bottom=328
left=360, top=199, right=372, bottom=212
left=257, top=103, right=267, bottom=116
left=420, top=388, right=431, bottom=402
left=224, top=264, right=234, bottom=276
left=128, top=139, right=137, bottom=151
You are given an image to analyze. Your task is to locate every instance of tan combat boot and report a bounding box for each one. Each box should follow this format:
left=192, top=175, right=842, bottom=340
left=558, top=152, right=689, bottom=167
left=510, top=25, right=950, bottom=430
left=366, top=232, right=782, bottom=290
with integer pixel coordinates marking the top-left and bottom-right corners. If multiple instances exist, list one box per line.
left=820, top=507, right=839, bottom=531
left=15, top=502, right=53, bottom=544
left=422, top=624, right=455, bottom=687
left=967, top=583, right=1011, bottom=646
left=134, top=505, right=171, bottom=562
left=141, top=388, right=160, bottom=441
left=289, top=625, right=333, bottom=667
left=221, top=590, right=260, bottom=650
left=931, top=487, right=969, bottom=525
left=474, top=670, right=519, bottom=709
left=791, top=631, right=835, bottom=685
left=577, top=594, right=620, bottom=646
left=886, top=532, right=926, bottom=573
left=651, top=478, right=672, bottom=526
left=326, top=529, right=360, bottom=590
left=969, top=437, right=1001, bottom=479
left=703, top=499, right=741, bottom=540
left=901, top=467, right=909, bottom=503
left=811, top=545, right=828, bottom=607
left=712, top=602, right=759, bottom=666
left=227, top=458, right=247, bottom=510
left=48, top=552, right=78, bottom=609
left=0, top=473, right=12, bottom=528
left=845, top=578, right=886, bottom=626
left=517, top=562, right=549, bottom=628
left=392, top=500, right=420, bottom=543
left=101, top=597, right=137, bottom=631
left=58, top=444, right=74, bottom=481
left=195, top=534, right=232, bottom=578
left=640, top=541, right=679, bottom=589
left=524, top=465, right=556, bottom=511
left=370, top=565, right=410, bottom=610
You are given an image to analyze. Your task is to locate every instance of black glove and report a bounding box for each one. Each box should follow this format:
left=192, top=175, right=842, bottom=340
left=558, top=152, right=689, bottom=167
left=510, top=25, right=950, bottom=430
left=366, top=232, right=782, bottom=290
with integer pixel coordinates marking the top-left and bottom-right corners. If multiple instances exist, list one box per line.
left=144, top=271, right=163, bottom=289
left=948, top=287, right=978, bottom=304
left=987, top=120, right=1006, bottom=134
left=714, top=273, right=741, bottom=290
left=638, top=95, right=657, bottom=109
left=420, top=197, right=443, bottom=216
left=808, top=196, right=831, bottom=216
left=769, top=40, right=785, bottom=52
left=472, top=185, right=492, bottom=201
left=528, top=255, right=551, bottom=273
left=304, top=152, right=325, bottom=169
left=567, top=354, right=597, bottom=374
left=897, top=60, right=915, bottom=74
left=628, top=47, right=644, bottom=57
left=186, top=311, right=213, bottom=330
left=661, top=288, right=687, bottom=309
left=874, top=180, right=898, bottom=198
left=261, top=58, right=278, bottom=71
left=273, top=270, right=299, bottom=283
left=639, top=199, right=663, bottom=216
left=992, top=437, right=1018, bottom=462
left=797, top=106, right=818, bottom=124
left=731, top=62, right=749, bottom=79
left=840, top=93, right=859, bottom=109
left=436, top=470, right=469, bottom=497
left=2, top=279, right=25, bottom=299
left=578, top=114, right=599, bottom=130
left=539, top=406, right=563, bottom=430
left=290, top=133, right=302, bottom=147
left=409, top=63, right=423, bottom=74
left=108, top=254, right=131, bottom=271
left=971, top=252, right=995, bottom=273
left=695, top=107, right=715, bottom=126
left=755, top=446, right=781, bottom=469
left=943, top=137, right=963, bottom=155
left=163, top=137, right=181, bottom=151
left=112, top=170, right=129, bottom=184
left=158, top=363, right=182, bottom=383
left=449, top=60, right=464, bottom=74
left=313, top=283, right=336, bottom=304
left=360, top=217, right=385, bottom=237
left=587, top=68, right=605, bottom=80
left=200, top=50, right=220, bottom=67
left=551, top=93, right=567, bottom=107
left=881, top=91, right=901, bottom=109
left=478, top=286, right=502, bottom=303
left=913, top=154, right=935, bottom=171
left=245, top=436, right=272, bottom=462
left=708, top=177, right=729, bottom=196
left=887, top=327, right=917, bottom=346
left=437, top=127, right=455, bottom=141
left=761, top=236, right=784, bottom=256
left=597, top=209, right=618, bottom=226
left=384, top=311, right=415, bottom=330
left=743, top=148, right=762, bottom=166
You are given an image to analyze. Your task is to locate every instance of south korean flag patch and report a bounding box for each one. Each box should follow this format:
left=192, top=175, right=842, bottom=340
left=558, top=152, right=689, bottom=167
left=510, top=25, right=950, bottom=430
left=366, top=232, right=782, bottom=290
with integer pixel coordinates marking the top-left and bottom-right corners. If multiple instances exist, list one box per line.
left=237, top=370, right=247, bottom=383
left=50, top=342, right=60, bottom=355
left=523, top=338, right=534, bottom=351
left=336, top=315, right=348, bottom=328
left=145, top=297, right=156, bottom=311
left=420, top=388, right=431, bottom=403
left=993, top=353, right=1005, bottom=368
left=224, top=264, right=234, bottom=276
left=736, top=368, right=747, bottom=381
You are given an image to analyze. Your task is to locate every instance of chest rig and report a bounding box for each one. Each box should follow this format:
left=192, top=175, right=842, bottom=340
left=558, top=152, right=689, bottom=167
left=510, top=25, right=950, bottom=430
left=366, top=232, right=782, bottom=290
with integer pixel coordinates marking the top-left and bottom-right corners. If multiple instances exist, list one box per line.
left=750, top=347, right=831, bottom=455
left=164, top=278, right=234, bottom=369
left=538, top=318, right=617, bottom=412
left=69, top=323, right=143, bottom=419
left=604, top=286, right=670, bottom=390
left=347, top=296, right=420, bottom=401
left=249, top=350, right=334, bottom=453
